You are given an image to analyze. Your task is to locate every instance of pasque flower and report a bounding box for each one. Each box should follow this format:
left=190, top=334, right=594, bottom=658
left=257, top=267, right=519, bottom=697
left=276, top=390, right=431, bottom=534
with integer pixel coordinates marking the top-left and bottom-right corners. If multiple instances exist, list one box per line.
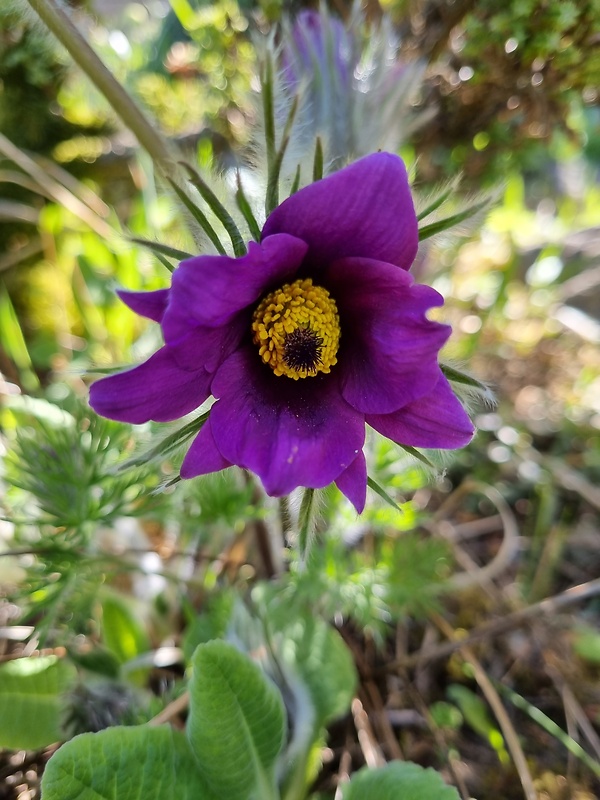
left=90, top=153, right=473, bottom=512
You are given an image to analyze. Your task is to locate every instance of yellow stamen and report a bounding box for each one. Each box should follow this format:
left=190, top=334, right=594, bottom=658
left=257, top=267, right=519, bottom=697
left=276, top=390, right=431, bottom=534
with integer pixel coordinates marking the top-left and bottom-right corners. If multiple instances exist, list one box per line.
left=252, top=278, right=340, bottom=380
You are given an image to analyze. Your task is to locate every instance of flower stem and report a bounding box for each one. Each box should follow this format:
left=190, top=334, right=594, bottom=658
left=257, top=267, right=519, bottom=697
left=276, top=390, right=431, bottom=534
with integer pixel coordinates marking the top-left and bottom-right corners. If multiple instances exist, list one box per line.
left=23, top=0, right=178, bottom=178
left=297, top=488, right=316, bottom=563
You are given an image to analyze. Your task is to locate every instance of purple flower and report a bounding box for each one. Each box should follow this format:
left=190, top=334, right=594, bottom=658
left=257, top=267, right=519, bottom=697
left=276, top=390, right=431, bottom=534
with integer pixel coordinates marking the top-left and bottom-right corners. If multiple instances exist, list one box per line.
left=90, top=153, right=473, bottom=513
left=282, top=10, right=355, bottom=92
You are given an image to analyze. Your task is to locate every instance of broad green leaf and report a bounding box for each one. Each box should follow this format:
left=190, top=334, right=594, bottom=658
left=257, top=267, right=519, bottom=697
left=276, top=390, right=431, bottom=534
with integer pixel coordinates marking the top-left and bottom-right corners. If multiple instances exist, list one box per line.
left=260, top=601, right=357, bottom=728
left=41, top=725, right=218, bottom=800
left=187, top=641, right=286, bottom=800
left=0, top=655, right=76, bottom=749
left=341, top=761, right=460, bottom=800
left=101, top=592, right=150, bottom=666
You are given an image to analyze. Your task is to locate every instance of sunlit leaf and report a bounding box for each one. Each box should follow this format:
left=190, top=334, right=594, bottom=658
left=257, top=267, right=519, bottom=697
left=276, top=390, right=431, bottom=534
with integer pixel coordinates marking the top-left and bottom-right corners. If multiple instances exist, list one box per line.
left=0, top=656, right=76, bottom=750
left=342, top=761, right=460, bottom=800
left=187, top=641, right=286, bottom=800
left=41, top=726, right=218, bottom=800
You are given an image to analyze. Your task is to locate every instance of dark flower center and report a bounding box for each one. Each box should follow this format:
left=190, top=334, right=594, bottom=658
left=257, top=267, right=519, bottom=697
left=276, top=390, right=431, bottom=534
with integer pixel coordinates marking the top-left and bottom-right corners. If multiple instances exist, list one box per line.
left=283, top=327, right=324, bottom=374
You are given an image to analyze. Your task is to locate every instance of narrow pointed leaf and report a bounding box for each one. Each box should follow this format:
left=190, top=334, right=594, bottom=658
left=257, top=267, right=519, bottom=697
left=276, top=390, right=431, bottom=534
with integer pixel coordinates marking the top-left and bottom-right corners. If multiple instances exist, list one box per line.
left=441, top=363, right=490, bottom=392
left=235, top=172, right=262, bottom=241
left=266, top=95, right=299, bottom=216
left=416, top=184, right=455, bottom=221
left=398, top=444, right=435, bottom=469
left=153, top=251, right=176, bottom=273
left=312, top=137, right=324, bottom=182
left=182, top=164, right=246, bottom=257
left=129, top=237, right=193, bottom=261
left=262, top=56, right=276, bottom=216
left=41, top=726, right=219, bottom=800
left=418, top=199, right=489, bottom=240
left=367, top=476, right=402, bottom=512
left=289, top=164, right=301, bottom=196
left=498, top=683, right=600, bottom=778
left=119, top=412, right=210, bottom=471
left=166, top=178, right=226, bottom=255
left=87, top=364, right=139, bottom=375
left=187, top=641, right=286, bottom=800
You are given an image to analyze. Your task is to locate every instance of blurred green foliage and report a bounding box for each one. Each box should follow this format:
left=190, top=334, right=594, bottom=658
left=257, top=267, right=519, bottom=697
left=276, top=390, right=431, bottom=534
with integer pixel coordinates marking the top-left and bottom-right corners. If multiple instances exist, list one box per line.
left=0, top=2, right=599, bottom=797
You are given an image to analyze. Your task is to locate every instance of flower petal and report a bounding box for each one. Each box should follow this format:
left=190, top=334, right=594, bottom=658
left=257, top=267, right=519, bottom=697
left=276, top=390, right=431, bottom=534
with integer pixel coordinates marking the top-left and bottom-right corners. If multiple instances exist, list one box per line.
left=335, top=451, right=367, bottom=513
left=161, top=234, right=308, bottom=343
left=167, top=317, right=247, bottom=374
left=117, top=288, right=170, bottom=323
left=367, top=372, right=475, bottom=448
left=89, top=346, right=210, bottom=424
left=209, top=347, right=365, bottom=496
left=326, top=257, right=451, bottom=414
left=262, top=152, right=417, bottom=271
left=181, top=419, right=232, bottom=478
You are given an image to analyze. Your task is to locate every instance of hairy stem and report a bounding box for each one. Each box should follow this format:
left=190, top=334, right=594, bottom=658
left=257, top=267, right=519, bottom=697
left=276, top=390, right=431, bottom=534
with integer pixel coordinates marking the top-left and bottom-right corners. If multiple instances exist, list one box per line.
left=23, top=0, right=178, bottom=177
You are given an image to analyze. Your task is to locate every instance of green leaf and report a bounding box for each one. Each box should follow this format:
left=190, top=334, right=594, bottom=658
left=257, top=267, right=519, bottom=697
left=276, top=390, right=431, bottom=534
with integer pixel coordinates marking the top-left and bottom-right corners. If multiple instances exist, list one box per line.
left=265, top=604, right=357, bottom=728
left=129, top=237, right=193, bottom=261
left=298, top=487, right=317, bottom=562
left=262, top=55, right=276, bottom=215
left=397, top=444, right=435, bottom=469
left=312, top=137, right=324, bottom=182
left=416, top=184, right=455, bottom=221
left=574, top=625, right=600, bottom=664
left=440, top=363, right=490, bottom=393
left=0, top=283, right=40, bottom=391
left=166, top=177, right=227, bottom=255
left=101, top=592, right=150, bottom=666
left=266, top=93, right=299, bottom=215
left=182, top=591, right=235, bottom=662
left=235, top=172, right=262, bottom=241
left=187, top=641, right=286, bottom=800
left=41, top=725, right=219, bottom=800
left=181, top=163, right=246, bottom=257
left=447, top=684, right=508, bottom=762
left=118, top=412, right=209, bottom=470
left=418, top=199, right=489, bottom=240
left=367, top=476, right=402, bottom=511
left=341, top=761, right=460, bottom=800
left=289, top=165, right=301, bottom=196
left=498, top=682, right=600, bottom=778
left=67, top=645, right=121, bottom=679
left=0, top=655, right=76, bottom=749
